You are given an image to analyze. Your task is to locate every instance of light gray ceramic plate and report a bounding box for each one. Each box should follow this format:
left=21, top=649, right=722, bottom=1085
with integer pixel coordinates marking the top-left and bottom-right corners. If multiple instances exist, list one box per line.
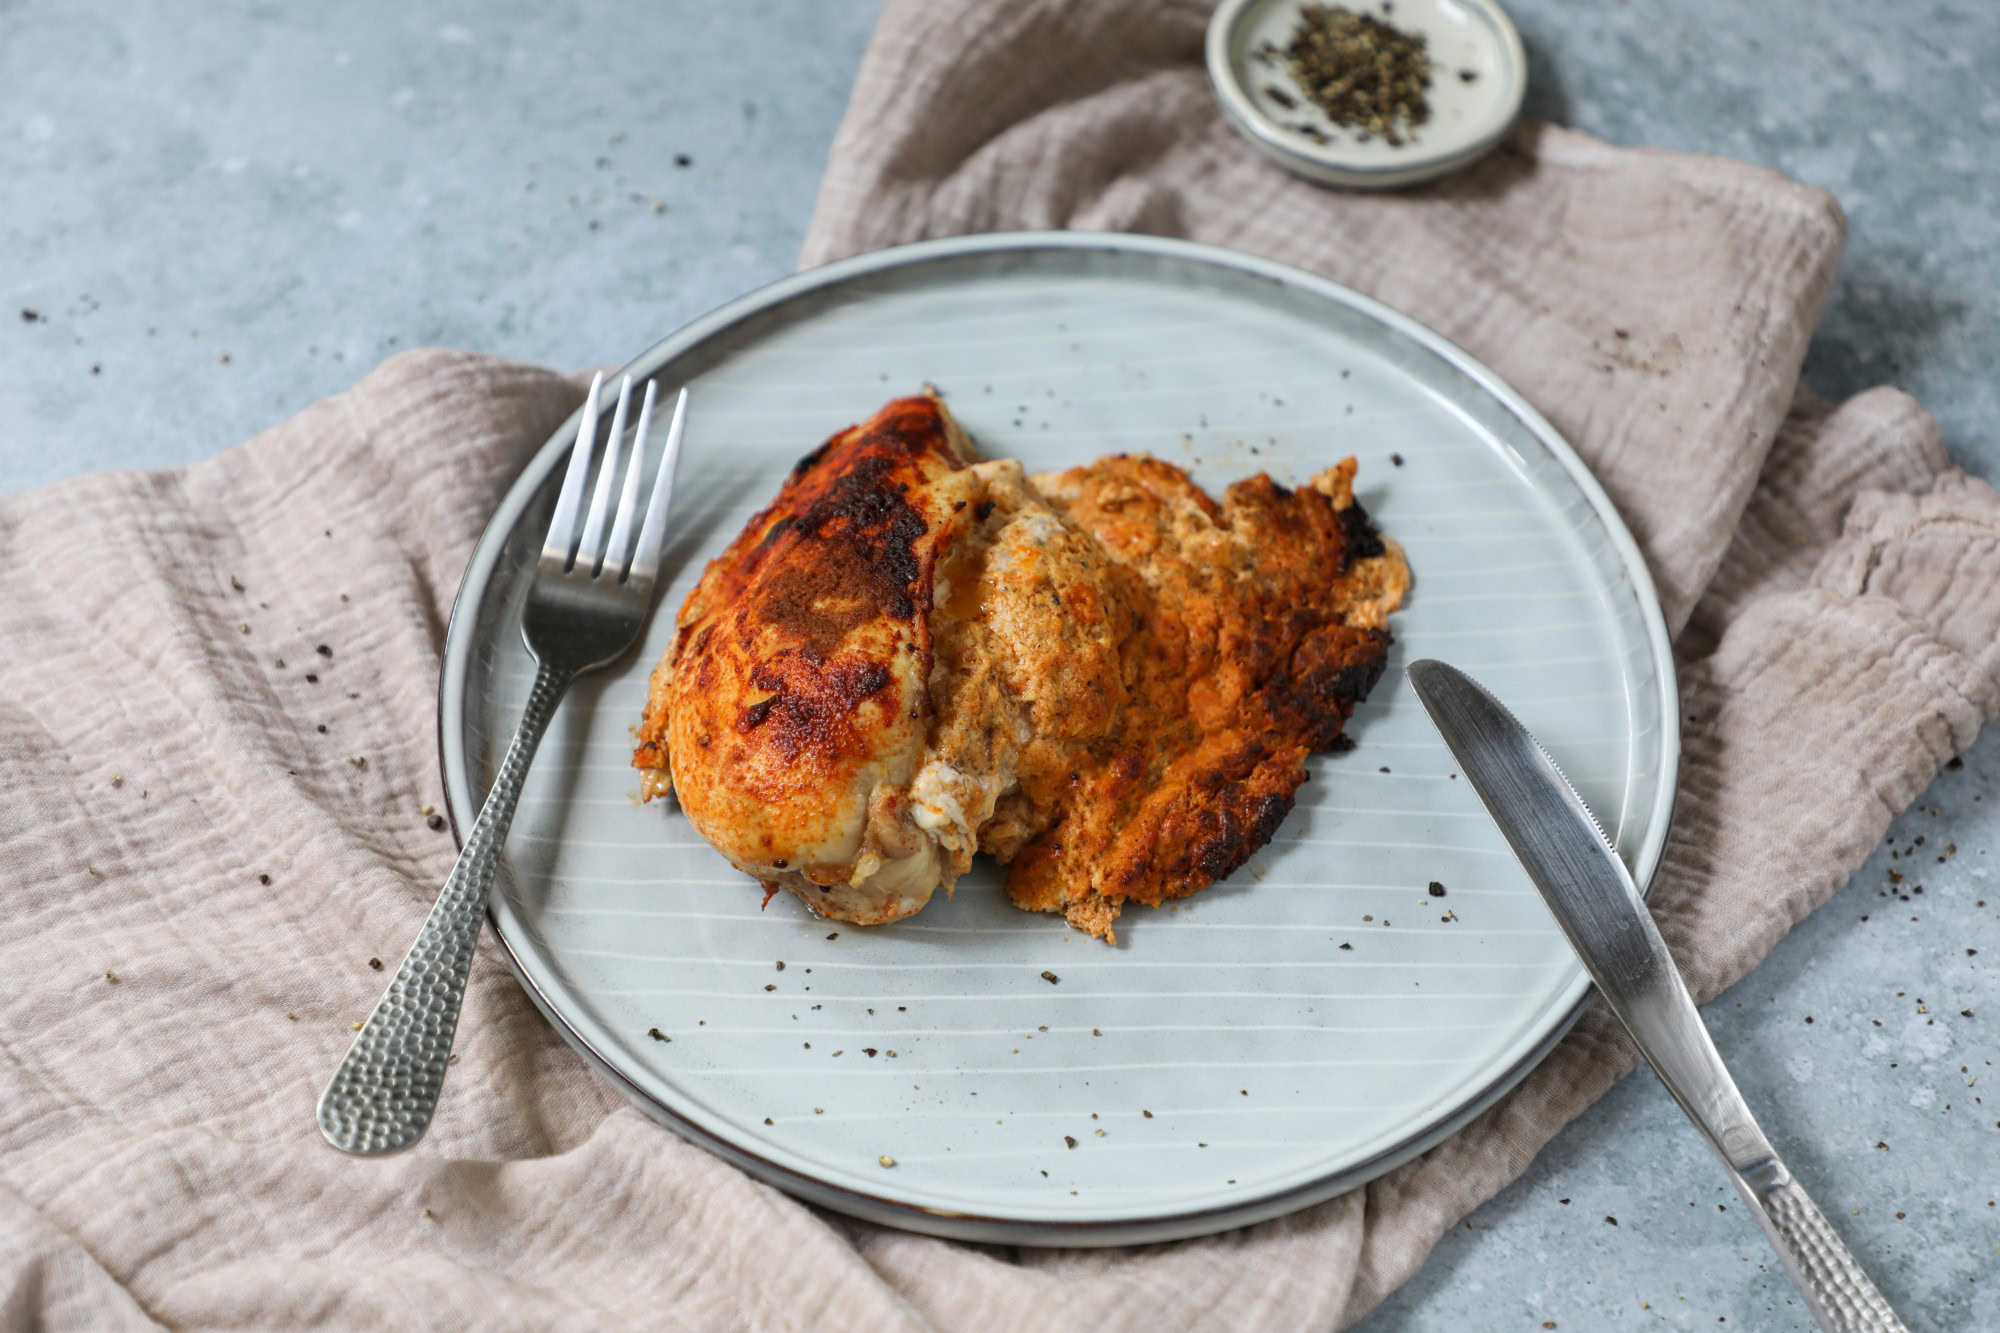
left=438, top=232, right=1676, bottom=1247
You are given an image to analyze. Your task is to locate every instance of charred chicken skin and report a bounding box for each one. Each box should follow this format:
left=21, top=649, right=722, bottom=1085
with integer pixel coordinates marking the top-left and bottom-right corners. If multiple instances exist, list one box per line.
left=634, top=394, right=1407, bottom=939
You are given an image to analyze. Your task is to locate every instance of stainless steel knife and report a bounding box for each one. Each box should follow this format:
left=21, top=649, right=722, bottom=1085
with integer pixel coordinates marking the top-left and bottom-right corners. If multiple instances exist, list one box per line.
left=1407, top=659, right=1907, bottom=1333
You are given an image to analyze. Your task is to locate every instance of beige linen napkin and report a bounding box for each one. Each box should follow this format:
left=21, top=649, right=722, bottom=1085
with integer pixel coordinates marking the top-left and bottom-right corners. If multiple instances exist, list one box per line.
left=4, top=1, right=1997, bottom=1328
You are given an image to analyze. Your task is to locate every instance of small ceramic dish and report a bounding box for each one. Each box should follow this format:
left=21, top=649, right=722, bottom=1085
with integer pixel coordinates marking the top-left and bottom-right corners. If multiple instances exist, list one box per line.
left=1207, top=0, right=1528, bottom=189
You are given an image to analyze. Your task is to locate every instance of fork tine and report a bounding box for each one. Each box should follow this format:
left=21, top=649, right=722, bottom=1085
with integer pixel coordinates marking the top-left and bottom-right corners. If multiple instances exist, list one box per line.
left=604, top=379, right=656, bottom=579
left=576, top=376, right=631, bottom=574
left=543, top=371, right=604, bottom=566
left=628, top=386, right=688, bottom=584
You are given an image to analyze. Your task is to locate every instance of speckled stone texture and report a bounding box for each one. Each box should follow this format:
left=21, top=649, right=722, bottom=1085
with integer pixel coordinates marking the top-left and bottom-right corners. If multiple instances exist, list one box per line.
left=4, top=1, right=1994, bottom=1328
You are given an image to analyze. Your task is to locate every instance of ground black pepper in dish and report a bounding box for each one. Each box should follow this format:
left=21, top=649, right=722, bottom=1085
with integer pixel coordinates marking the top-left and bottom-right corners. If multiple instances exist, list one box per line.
left=1278, top=5, right=1433, bottom=146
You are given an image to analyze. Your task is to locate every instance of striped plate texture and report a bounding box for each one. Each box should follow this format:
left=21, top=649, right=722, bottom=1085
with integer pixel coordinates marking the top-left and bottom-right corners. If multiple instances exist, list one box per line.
left=439, top=234, right=1677, bottom=1246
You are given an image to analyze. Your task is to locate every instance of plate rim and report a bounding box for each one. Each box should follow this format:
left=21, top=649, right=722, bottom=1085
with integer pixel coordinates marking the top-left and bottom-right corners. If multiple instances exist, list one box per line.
left=435, top=230, right=1680, bottom=1246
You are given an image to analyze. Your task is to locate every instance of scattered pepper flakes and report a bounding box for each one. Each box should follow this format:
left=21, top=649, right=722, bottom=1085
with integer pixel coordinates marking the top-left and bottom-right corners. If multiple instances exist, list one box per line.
left=1092, top=1028, right=1103, bottom=1037
left=257, top=873, right=271, bottom=885
left=1064, top=1135, right=1078, bottom=1149
left=826, top=931, right=839, bottom=940
left=368, top=957, right=383, bottom=970
left=238, top=623, right=250, bottom=635
left=306, top=673, right=319, bottom=684
left=347, top=756, right=367, bottom=770
left=428, top=814, right=447, bottom=831
left=763, top=983, right=776, bottom=992
left=1339, top=942, right=1353, bottom=950
left=1041, top=970, right=1060, bottom=984
left=317, top=644, right=333, bottom=658
left=230, top=575, right=245, bottom=591
left=1428, top=881, right=1446, bottom=897
left=775, top=960, right=786, bottom=971
left=1605, top=1215, right=1617, bottom=1225
left=315, top=724, right=327, bottom=734
left=1390, top=452, right=1405, bottom=467
left=104, top=969, right=119, bottom=984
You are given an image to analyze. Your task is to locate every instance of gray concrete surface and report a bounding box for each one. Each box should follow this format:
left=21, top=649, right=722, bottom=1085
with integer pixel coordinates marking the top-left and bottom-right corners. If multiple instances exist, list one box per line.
left=6, top=1, right=1994, bottom=1327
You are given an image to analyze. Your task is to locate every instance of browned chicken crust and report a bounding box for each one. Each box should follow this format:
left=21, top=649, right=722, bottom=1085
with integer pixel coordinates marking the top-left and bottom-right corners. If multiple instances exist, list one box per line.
left=1010, top=454, right=1407, bottom=940
left=635, top=395, right=1408, bottom=940
left=633, top=395, right=979, bottom=923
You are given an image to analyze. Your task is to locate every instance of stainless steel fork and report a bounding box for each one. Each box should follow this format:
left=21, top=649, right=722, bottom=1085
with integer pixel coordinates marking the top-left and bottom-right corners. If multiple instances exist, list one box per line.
left=316, top=372, right=688, bottom=1156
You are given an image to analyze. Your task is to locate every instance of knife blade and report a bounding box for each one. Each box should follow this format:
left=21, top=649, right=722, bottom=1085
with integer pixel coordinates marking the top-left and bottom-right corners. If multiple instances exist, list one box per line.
left=1406, top=658, right=1906, bottom=1333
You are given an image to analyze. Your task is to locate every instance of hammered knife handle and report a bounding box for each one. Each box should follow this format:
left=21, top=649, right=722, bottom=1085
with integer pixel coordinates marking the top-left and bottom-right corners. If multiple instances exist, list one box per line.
left=1742, top=1166, right=1909, bottom=1332
left=315, top=662, right=573, bottom=1155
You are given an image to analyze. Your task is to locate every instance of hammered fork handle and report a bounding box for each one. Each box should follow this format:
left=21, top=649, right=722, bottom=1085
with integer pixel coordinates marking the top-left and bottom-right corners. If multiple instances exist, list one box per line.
left=316, top=661, right=574, bottom=1155
left=1736, top=1161, right=1908, bottom=1332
